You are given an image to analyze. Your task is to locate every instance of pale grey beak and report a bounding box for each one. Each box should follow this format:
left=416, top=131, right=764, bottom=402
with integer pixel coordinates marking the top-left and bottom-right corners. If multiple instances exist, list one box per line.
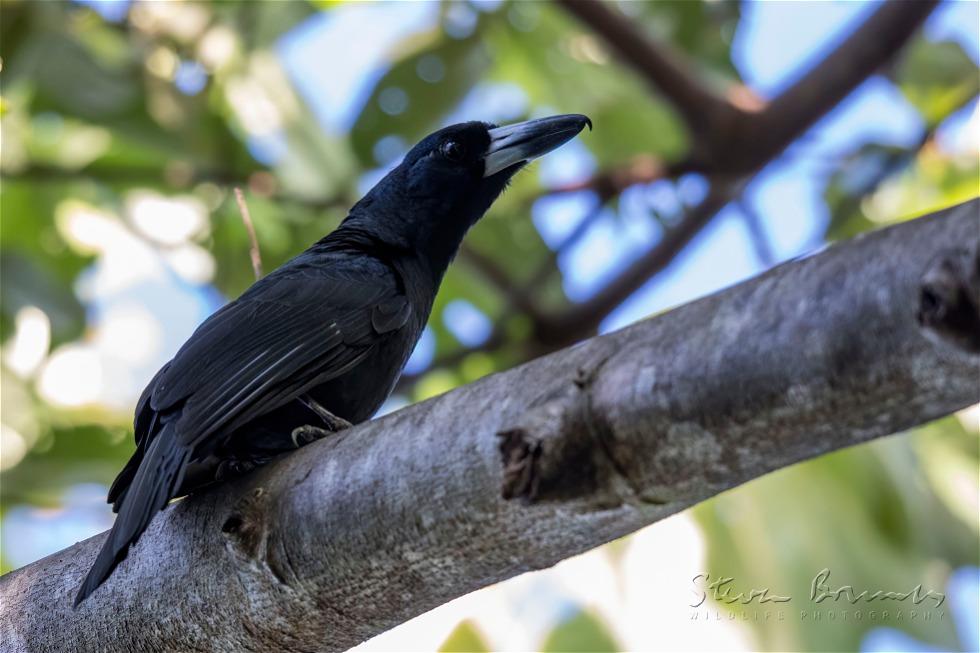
left=483, top=114, right=592, bottom=178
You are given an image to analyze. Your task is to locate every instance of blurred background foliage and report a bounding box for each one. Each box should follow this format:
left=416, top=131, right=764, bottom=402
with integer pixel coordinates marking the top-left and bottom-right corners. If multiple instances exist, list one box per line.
left=0, top=1, right=977, bottom=651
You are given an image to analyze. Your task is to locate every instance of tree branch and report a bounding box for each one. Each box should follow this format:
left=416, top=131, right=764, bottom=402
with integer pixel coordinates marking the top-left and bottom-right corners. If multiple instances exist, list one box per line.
left=538, top=154, right=684, bottom=200
left=558, top=0, right=750, bottom=151
left=737, top=199, right=777, bottom=267
left=735, top=0, right=941, bottom=173
left=2, top=199, right=977, bottom=652
left=458, top=243, right=546, bottom=323
left=525, top=197, right=608, bottom=295
left=560, top=0, right=938, bottom=175
left=534, top=185, right=734, bottom=349
left=234, top=187, right=264, bottom=281
left=525, top=0, right=938, bottom=348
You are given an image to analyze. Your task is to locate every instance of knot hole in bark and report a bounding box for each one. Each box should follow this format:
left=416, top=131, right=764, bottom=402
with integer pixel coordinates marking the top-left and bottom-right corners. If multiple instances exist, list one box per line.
left=918, top=244, right=980, bottom=354
left=220, top=486, right=297, bottom=586
left=221, top=515, right=243, bottom=533
left=221, top=488, right=267, bottom=553
left=496, top=363, right=631, bottom=508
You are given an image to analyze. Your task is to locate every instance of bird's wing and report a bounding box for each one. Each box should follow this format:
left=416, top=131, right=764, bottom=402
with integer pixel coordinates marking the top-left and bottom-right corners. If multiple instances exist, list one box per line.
left=143, top=265, right=410, bottom=448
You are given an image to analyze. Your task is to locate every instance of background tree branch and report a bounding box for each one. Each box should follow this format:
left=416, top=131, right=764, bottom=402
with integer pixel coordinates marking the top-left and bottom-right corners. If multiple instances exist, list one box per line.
left=561, top=0, right=938, bottom=175
left=3, top=199, right=977, bottom=653
left=534, top=185, right=736, bottom=350
left=559, top=0, right=750, bottom=150
left=443, top=0, right=941, bottom=367
left=738, top=0, right=941, bottom=174
left=5, top=0, right=939, bottom=366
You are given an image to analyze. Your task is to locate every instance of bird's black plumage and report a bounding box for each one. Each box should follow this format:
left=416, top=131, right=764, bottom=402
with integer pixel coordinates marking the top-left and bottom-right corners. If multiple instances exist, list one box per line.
left=75, top=114, right=590, bottom=605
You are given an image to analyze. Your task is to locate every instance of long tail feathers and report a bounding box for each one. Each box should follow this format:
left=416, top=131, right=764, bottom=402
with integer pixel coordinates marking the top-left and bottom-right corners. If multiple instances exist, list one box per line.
left=74, top=425, right=189, bottom=606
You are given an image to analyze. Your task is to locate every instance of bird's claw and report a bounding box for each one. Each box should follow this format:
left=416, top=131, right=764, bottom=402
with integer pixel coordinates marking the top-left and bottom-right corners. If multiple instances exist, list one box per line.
left=290, top=425, right=335, bottom=448
left=290, top=402, right=352, bottom=447
left=290, top=396, right=352, bottom=448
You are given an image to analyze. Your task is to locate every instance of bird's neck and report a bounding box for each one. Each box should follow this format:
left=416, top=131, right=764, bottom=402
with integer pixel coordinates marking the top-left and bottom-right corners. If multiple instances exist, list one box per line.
left=414, top=217, right=475, bottom=280
left=335, top=211, right=475, bottom=287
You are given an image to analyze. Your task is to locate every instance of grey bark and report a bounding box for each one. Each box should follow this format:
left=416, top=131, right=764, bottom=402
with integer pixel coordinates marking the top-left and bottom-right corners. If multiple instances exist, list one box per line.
left=2, top=199, right=978, bottom=653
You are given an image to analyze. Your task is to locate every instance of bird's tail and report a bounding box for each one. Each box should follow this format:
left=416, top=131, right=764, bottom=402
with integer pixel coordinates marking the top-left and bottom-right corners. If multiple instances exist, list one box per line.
left=74, top=424, right=190, bottom=606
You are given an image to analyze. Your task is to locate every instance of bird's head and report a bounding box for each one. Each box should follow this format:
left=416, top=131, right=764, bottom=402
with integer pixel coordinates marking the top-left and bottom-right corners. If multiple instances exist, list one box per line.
left=345, top=114, right=591, bottom=272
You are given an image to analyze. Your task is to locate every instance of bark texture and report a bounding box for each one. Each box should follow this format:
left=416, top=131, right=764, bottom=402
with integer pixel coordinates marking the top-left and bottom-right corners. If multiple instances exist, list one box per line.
left=2, top=199, right=978, bottom=653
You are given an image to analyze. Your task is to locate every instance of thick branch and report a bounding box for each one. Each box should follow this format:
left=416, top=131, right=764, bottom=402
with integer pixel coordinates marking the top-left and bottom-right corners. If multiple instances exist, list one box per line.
left=2, top=199, right=977, bottom=652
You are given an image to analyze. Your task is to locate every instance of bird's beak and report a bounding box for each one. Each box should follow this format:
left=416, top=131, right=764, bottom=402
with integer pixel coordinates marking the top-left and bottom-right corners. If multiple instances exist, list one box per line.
left=483, top=114, right=592, bottom=178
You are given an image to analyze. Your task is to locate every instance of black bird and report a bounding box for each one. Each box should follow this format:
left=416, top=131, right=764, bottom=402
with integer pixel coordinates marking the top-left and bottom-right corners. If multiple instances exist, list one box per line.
left=75, top=114, right=591, bottom=605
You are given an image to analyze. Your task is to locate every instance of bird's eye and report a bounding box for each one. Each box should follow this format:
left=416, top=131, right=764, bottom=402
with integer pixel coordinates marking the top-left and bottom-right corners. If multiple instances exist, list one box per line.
left=440, top=140, right=464, bottom=161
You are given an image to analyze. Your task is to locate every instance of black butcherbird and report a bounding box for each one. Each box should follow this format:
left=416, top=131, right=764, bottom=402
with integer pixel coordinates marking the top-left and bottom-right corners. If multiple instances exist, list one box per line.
left=75, top=114, right=591, bottom=605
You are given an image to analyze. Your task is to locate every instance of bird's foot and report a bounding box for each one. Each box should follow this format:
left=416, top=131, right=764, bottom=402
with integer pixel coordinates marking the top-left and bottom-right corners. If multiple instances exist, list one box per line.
left=290, top=399, right=352, bottom=448
left=299, top=395, right=353, bottom=432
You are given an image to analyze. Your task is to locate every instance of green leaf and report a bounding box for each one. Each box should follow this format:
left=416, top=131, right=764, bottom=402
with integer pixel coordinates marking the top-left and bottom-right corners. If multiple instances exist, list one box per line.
left=541, top=610, right=620, bottom=653
left=1, top=423, right=133, bottom=511
left=823, top=142, right=912, bottom=241
left=485, top=6, right=687, bottom=166
left=248, top=1, right=318, bottom=49
left=413, top=369, right=460, bottom=403
left=895, top=39, right=980, bottom=126
left=350, top=29, right=491, bottom=167
left=439, top=619, right=490, bottom=653
left=630, top=0, right=742, bottom=79
left=0, top=251, right=86, bottom=344
left=0, top=180, right=90, bottom=342
left=309, top=0, right=343, bottom=9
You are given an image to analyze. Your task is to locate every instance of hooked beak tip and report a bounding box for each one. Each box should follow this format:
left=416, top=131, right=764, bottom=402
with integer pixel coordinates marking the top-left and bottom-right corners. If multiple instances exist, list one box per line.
left=483, top=113, right=592, bottom=178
